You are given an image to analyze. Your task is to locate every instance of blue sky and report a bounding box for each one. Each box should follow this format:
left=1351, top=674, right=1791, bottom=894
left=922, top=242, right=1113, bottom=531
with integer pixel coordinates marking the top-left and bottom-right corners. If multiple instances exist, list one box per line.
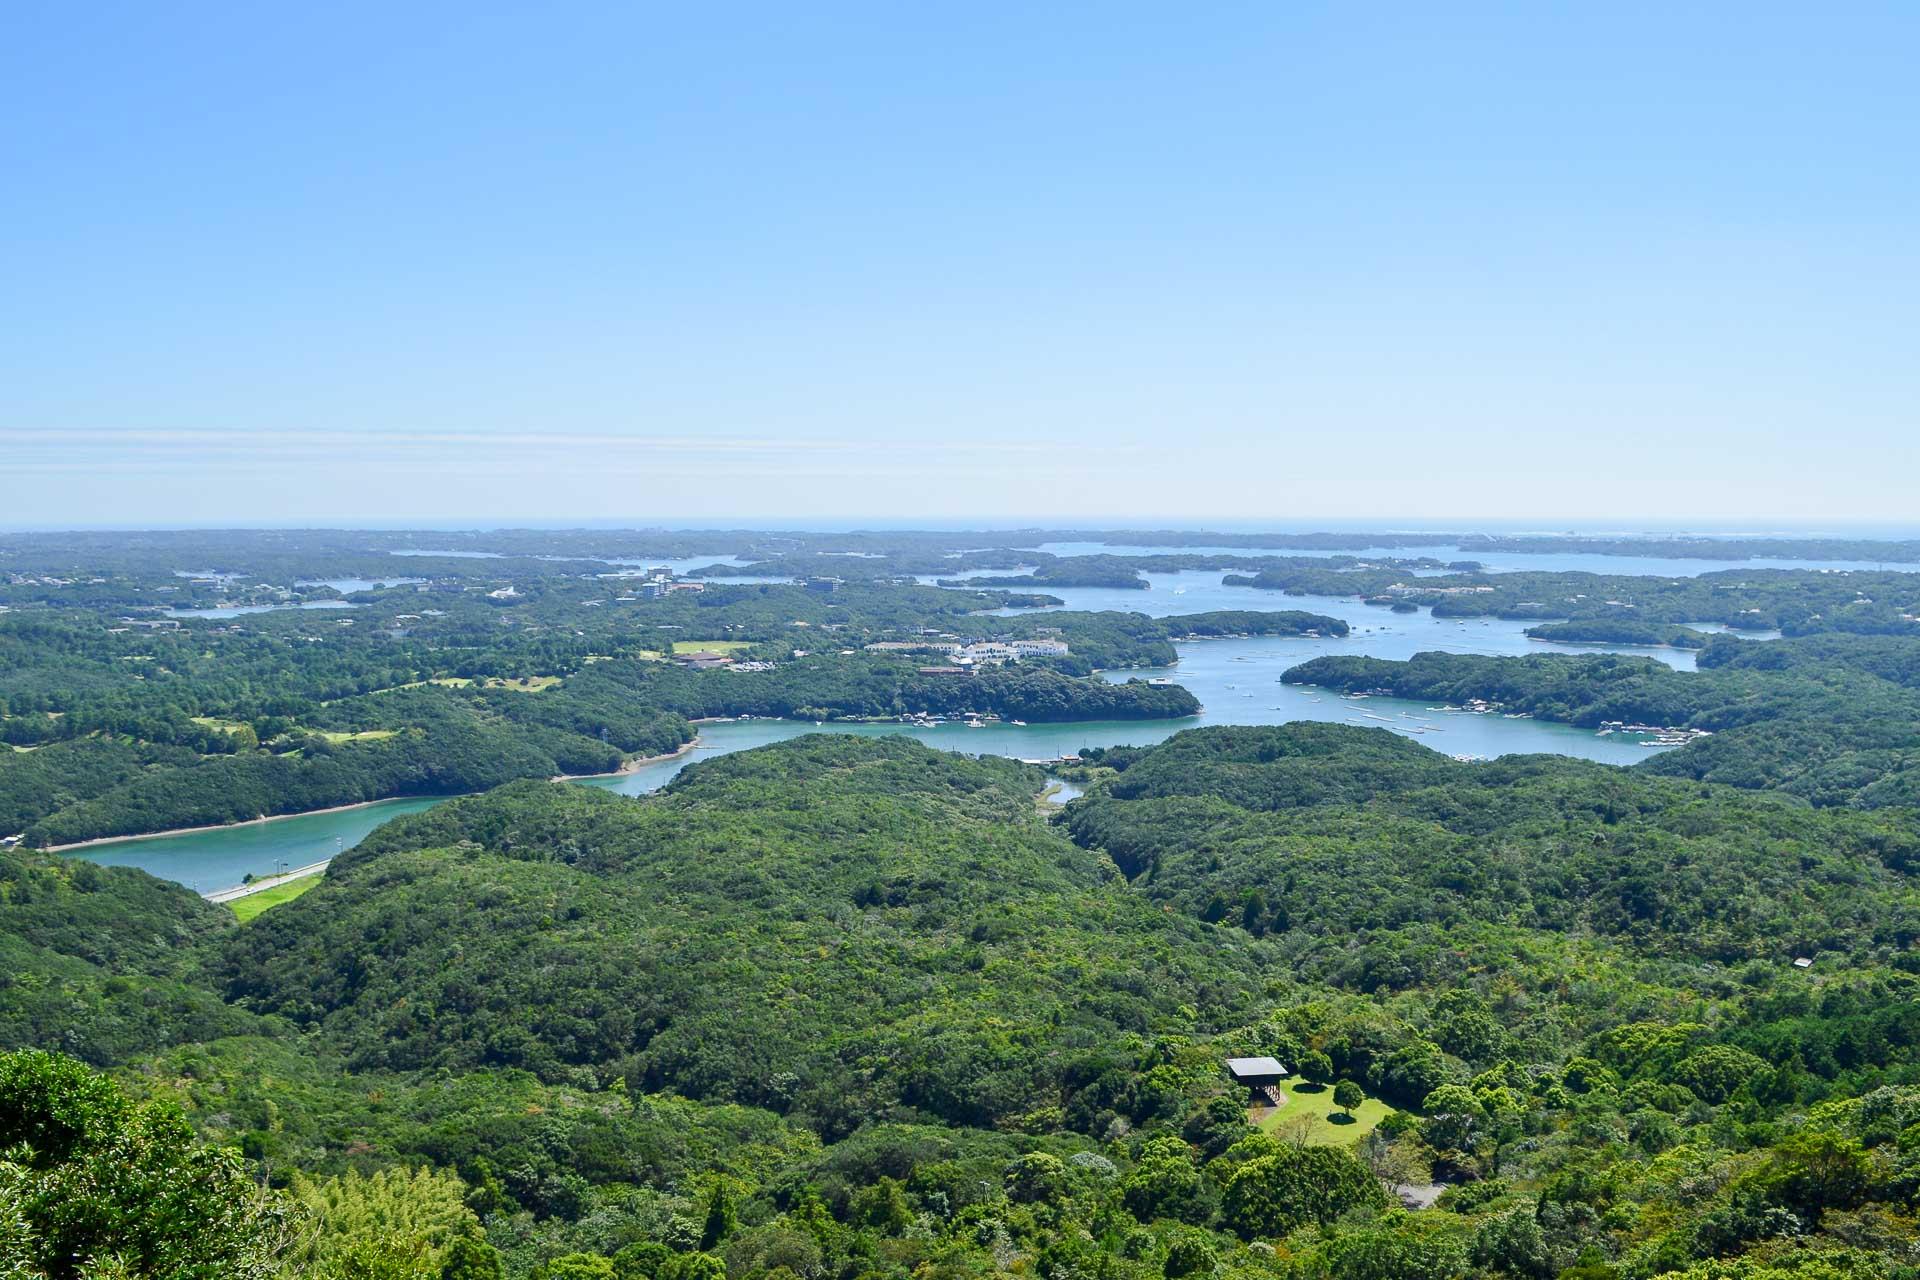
left=3, top=2, right=1915, bottom=527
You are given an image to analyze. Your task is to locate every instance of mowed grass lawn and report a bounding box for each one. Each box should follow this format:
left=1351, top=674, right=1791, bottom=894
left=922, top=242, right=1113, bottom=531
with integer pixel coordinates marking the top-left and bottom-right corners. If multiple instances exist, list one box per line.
left=1252, top=1077, right=1396, bottom=1147
left=425, top=675, right=562, bottom=691
left=482, top=675, right=561, bottom=691
left=229, top=873, right=323, bottom=922
left=672, top=639, right=754, bottom=654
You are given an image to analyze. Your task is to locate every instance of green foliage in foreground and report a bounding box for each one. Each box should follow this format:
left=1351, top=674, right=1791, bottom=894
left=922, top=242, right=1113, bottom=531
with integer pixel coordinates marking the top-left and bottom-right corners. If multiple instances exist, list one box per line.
left=212, top=738, right=1266, bottom=1130
left=9, top=731, right=1920, bottom=1278
left=284, top=1166, right=500, bottom=1279
left=0, top=1049, right=292, bottom=1278
left=0, top=849, right=256, bottom=1064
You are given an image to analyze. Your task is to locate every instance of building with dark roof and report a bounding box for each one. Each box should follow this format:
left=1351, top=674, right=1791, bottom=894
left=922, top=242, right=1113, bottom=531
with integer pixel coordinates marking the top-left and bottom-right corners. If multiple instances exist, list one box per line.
left=1224, top=1056, right=1287, bottom=1091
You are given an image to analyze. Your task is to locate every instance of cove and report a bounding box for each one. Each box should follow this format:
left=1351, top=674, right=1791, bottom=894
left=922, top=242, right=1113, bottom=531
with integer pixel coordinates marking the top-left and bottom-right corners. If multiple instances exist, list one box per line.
left=65, top=611, right=1683, bottom=894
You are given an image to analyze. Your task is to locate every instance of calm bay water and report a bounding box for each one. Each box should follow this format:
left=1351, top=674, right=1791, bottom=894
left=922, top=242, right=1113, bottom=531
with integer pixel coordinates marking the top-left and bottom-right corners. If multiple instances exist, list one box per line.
left=983, top=569, right=1729, bottom=669
left=67, top=799, right=445, bottom=894
left=1023, top=540, right=1904, bottom=576
left=71, top=545, right=1834, bottom=893
left=164, top=600, right=364, bottom=619
left=295, top=576, right=427, bottom=594
left=68, top=588, right=1696, bottom=893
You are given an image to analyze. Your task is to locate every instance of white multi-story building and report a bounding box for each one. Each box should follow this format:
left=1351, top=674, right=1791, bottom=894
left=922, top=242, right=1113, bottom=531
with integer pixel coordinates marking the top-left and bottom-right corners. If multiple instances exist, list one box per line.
left=864, top=638, right=1070, bottom=664
left=950, top=639, right=1071, bottom=664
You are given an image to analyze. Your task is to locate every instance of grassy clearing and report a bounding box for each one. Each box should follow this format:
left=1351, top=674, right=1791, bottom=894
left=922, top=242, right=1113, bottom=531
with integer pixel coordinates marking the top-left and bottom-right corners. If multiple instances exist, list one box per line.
left=482, top=675, right=560, bottom=691
left=1252, top=1077, right=1396, bottom=1147
left=416, top=674, right=560, bottom=691
left=317, top=729, right=398, bottom=743
left=672, top=639, right=753, bottom=654
left=230, top=873, right=323, bottom=922
left=326, top=673, right=563, bottom=702
left=190, top=716, right=251, bottom=732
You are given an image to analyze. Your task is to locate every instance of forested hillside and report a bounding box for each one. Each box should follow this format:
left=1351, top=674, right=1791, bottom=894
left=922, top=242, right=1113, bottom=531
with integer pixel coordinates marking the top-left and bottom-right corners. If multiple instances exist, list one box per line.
left=1282, top=647, right=1920, bottom=808
left=1225, top=563, right=1920, bottom=635
left=4, top=579, right=1299, bottom=841
left=7, top=730, right=1920, bottom=1277
left=0, top=848, right=260, bottom=1064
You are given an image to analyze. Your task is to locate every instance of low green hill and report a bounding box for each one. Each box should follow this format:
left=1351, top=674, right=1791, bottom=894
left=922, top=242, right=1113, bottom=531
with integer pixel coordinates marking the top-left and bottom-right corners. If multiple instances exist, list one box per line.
left=210, top=736, right=1271, bottom=1135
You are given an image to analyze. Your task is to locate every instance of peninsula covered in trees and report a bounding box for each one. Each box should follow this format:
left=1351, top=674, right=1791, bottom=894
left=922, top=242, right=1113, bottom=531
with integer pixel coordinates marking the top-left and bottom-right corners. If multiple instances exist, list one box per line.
left=1281, top=634, right=1920, bottom=808
left=3, top=526, right=1363, bottom=843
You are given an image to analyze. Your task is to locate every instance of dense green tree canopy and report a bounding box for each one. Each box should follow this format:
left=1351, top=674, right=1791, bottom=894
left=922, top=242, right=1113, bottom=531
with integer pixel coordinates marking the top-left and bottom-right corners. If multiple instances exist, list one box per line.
left=8, top=529, right=1920, bottom=1278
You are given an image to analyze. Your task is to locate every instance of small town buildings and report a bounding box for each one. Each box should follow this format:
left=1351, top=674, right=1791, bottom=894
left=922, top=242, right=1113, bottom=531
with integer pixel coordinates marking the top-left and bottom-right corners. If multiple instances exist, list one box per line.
left=637, top=580, right=706, bottom=598
left=949, top=639, right=1071, bottom=665
left=866, top=638, right=1070, bottom=664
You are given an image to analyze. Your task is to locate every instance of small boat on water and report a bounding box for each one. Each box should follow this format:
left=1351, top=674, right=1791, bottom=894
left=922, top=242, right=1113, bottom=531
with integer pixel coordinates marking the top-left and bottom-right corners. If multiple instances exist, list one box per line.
left=965, top=718, right=986, bottom=728
left=1010, top=719, right=1027, bottom=726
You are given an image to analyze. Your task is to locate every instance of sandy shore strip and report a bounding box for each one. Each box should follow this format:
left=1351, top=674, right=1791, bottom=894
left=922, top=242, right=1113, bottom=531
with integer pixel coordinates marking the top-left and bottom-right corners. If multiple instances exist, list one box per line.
left=39, top=795, right=441, bottom=854
left=41, top=734, right=714, bottom=854
left=43, top=737, right=709, bottom=854
left=553, top=734, right=701, bottom=780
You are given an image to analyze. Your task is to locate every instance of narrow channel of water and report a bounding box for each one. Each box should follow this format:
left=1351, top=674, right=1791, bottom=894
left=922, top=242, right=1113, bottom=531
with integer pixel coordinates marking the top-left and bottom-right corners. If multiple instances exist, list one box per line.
left=66, top=603, right=1690, bottom=892
left=1021, top=540, right=1909, bottom=576
left=57, top=546, right=1873, bottom=893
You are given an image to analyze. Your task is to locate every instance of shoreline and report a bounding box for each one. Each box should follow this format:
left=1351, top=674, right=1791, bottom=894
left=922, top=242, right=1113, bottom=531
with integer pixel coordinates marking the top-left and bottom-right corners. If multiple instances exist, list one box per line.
left=1525, top=636, right=1704, bottom=653
left=554, top=735, right=701, bottom=780
left=41, top=709, right=1183, bottom=855
left=42, top=794, right=440, bottom=854
left=47, top=736, right=710, bottom=853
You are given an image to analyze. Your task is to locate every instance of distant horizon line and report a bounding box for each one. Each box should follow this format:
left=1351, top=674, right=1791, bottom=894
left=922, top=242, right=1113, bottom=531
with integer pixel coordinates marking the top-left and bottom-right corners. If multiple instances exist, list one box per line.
left=8, top=517, right=1920, bottom=539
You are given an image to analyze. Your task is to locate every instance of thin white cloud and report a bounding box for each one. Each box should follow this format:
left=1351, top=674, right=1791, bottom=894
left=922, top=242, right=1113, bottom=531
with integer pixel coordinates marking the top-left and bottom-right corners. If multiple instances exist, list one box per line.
left=0, top=427, right=1097, bottom=457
